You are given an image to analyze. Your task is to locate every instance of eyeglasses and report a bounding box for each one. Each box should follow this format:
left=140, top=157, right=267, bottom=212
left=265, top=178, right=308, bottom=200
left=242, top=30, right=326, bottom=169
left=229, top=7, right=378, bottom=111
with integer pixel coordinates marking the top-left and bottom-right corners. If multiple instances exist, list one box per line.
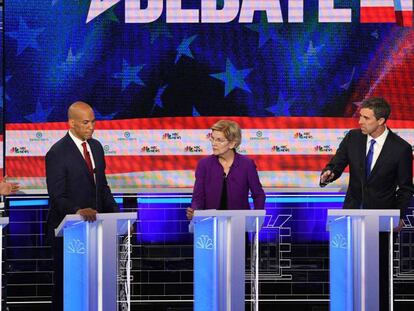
left=209, top=137, right=228, bottom=144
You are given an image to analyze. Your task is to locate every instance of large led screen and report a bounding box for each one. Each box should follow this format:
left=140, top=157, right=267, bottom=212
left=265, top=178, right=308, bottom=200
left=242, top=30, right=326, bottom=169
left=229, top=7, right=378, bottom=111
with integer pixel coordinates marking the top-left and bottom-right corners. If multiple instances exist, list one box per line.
left=4, top=1, right=414, bottom=191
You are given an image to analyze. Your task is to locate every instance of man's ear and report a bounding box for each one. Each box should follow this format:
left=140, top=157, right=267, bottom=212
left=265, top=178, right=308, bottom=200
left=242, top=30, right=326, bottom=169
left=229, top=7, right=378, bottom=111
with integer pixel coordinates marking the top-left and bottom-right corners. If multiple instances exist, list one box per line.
left=378, top=117, right=386, bottom=126
left=68, top=119, right=74, bottom=129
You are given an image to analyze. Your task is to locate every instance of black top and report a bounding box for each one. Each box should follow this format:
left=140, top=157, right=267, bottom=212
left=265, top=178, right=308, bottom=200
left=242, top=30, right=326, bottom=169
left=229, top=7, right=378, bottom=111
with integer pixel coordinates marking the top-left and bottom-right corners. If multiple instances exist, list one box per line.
left=218, top=173, right=228, bottom=210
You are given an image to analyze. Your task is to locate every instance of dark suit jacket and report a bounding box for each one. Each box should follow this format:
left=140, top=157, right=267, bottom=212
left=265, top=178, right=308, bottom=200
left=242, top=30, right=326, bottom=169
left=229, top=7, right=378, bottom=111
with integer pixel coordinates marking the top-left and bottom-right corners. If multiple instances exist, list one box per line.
left=322, top=129, right=413, bottom=214
left=45, top=133, right=119, bottom=241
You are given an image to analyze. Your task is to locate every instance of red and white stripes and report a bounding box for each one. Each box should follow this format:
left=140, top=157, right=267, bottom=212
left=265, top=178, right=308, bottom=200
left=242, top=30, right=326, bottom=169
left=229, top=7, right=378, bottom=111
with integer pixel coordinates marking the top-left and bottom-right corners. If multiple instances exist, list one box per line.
left=360, top=0, right=412, bottom=26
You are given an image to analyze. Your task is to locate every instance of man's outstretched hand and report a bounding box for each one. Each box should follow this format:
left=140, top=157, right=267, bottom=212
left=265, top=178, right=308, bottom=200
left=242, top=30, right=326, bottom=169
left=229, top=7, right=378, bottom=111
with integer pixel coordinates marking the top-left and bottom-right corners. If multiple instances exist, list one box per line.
left=320, top=170, right=335, bottom=187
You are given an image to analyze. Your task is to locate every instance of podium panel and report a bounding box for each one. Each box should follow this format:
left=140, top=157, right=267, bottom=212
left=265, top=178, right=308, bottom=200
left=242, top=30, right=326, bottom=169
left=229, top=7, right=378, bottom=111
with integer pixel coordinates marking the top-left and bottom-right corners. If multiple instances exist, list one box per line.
left=0, top=217, right=9, bottom=311
left=55, top=212, right=137, bottom=311
left=329, top=216, right=353, bottom=311
left=192, top=210, right=266, bottom=311
left=64, top=222, right=89, bottom=310
left=327, top=209, right=399, bottom=311
left=194, top=217, right=217, bottom=311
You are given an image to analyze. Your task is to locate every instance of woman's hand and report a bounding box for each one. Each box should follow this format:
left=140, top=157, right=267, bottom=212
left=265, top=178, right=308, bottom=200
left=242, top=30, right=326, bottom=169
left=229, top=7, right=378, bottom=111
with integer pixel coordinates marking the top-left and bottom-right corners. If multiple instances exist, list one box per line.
left=186, top=207, right=194, bottom=220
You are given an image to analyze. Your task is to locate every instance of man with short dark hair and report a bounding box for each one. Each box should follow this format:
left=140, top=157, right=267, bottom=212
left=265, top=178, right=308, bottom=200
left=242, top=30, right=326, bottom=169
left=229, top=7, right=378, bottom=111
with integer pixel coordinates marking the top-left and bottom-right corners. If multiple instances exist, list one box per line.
left=46, top=101, right=119, bottom=310
left=320, top=97, right=413, bottom=310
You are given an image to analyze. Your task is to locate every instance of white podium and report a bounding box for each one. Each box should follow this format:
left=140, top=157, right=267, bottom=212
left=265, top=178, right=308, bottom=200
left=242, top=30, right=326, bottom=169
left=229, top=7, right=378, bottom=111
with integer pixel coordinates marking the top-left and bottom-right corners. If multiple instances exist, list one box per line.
left=0, top=217, right=9, bottom=311
left=55, top=212, right=136, bottom=311
left=327, top=209, right=399, bottom=311
left=192, top=209, right=266, bottom=311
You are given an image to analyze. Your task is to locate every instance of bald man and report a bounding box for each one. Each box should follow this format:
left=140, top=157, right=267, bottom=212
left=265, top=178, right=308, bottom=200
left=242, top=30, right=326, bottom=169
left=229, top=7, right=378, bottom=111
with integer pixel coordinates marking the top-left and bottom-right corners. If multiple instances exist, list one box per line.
left=45, top=102, right=119, bottom=310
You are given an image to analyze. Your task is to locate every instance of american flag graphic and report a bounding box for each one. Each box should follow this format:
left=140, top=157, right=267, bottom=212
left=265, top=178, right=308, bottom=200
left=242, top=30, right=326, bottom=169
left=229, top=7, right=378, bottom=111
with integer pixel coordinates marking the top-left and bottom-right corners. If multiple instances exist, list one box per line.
left=5, top=117, right=414, bottom=191
left=360, top=0, right=413, bottom=26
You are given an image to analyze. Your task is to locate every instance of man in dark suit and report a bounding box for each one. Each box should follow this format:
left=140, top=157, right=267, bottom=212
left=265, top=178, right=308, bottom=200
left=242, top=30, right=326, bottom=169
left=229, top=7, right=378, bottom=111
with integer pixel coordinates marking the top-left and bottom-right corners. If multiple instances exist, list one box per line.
left=320, top=97, right=413, bottom=311
left=46, top=101, right=119, bottom=310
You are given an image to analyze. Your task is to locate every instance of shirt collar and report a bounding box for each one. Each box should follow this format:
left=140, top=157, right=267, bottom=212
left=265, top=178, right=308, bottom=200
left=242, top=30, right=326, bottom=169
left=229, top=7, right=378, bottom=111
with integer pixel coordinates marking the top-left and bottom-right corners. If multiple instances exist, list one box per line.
left=68, top=130, right=87, bottom=148
left=368, top=126, right=388, bottom=147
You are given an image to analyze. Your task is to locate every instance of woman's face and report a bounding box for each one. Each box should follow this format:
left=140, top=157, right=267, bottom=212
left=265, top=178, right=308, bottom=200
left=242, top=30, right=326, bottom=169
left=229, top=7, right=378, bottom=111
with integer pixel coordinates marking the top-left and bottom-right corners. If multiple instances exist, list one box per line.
left=210, top=130, right=236, bottom=156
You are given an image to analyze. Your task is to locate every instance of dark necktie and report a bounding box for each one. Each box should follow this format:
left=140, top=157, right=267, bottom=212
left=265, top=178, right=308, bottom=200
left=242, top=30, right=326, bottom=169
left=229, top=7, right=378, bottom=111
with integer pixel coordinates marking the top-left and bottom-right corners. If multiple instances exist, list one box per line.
left=81, top=142, right=94, bottom=177
left=365, top=139, right=376, bottom=177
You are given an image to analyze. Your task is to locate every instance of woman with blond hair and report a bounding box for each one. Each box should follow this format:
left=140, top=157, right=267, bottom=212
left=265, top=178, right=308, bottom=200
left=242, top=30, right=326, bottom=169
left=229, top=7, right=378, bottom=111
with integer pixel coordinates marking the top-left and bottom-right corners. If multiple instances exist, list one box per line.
left=186, top=120, right=265, bottom=219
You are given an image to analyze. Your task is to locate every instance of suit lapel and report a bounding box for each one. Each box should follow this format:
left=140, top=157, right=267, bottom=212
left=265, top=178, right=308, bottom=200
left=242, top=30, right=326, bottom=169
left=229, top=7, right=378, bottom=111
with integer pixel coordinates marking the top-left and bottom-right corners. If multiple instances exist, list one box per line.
left=359, top=132, right=368, bottom=183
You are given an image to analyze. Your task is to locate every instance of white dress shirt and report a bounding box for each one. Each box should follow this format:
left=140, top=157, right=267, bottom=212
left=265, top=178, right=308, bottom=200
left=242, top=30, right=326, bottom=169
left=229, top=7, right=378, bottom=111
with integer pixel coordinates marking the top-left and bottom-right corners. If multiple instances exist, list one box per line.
left=366, top=127, right=389, bottom=172
left=68, top=130, right=96, bottom=171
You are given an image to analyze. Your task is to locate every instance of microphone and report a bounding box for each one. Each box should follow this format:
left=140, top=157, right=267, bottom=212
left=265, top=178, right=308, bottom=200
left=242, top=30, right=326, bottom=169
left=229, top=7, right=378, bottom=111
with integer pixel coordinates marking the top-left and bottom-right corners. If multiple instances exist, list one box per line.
left=360, top=165, right=365, bottom=209
left=95, top=167, right=99, bottom=212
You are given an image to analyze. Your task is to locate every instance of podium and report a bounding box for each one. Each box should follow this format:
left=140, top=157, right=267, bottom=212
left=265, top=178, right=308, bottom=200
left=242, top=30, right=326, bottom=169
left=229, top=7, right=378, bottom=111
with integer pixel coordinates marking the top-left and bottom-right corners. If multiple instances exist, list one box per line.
left=192, top=209, right=266, bottom=311
left=55, top=212, right=137, bottom=311
left=327, top=209, right=400, bottom=311
left=0, top=217, right=8, bottom=311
